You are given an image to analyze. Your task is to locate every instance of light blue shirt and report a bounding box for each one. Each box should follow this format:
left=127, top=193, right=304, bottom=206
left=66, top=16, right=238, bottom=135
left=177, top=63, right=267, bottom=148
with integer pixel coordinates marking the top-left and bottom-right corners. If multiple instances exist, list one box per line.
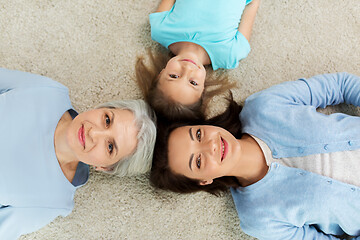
left=150, top=0, right=252, bottom=70
left=232, top=73, right=360, bottom=239
left=0, top=68, right=89, bottom=239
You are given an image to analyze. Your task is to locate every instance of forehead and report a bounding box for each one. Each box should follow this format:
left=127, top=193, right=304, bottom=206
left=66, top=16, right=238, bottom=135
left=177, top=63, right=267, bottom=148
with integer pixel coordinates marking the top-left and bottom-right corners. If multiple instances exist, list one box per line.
left=158, top=78, right=201, bottom=105
left=168, top=126, right=193, bottom=175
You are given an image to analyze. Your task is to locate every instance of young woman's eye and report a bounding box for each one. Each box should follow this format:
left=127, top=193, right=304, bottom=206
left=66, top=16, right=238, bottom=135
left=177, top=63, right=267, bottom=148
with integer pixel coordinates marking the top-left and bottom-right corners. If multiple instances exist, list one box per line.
left=108, top=142, right=114, bottom=154
left=169, top=74, right=179, bottom=79
left=105, top=114, right=110, bottom=127
left=196, top=129, right=201, bottom=142
left=196, top=155, right=201, bottom=169
left=190, top=80, right=198, bottom=86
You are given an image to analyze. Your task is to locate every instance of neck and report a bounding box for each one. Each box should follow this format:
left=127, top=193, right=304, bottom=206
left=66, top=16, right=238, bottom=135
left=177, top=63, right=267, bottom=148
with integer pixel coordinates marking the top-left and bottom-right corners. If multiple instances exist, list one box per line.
left=233, top=135, right=268, bottom=187
left=169, top=42, right=211, bottom=66
left=54, top=111, right=79, bottom=182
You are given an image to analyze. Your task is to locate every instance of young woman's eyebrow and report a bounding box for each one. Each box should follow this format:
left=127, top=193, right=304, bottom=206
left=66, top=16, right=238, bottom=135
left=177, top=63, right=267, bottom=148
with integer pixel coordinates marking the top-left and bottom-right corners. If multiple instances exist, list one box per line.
left=189, top=153, right=194, bottom=171
left=189, top=127, right=194, bottom=141
left=110, top=110, right=119, bottom=157
left=188, top=127, right=194, bottom=170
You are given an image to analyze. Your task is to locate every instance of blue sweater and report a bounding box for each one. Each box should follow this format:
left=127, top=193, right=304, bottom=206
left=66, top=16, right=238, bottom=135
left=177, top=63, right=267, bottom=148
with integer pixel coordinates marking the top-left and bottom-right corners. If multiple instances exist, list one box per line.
left=150, top=0, right=252, bottom=70
left=0, top=68, right=89, bottom=239
left=232, top=73, right=360, bottom=239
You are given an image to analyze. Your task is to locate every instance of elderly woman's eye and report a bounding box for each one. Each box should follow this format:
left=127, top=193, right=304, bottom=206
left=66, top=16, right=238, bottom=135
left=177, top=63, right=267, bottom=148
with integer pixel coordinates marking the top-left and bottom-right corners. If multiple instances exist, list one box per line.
left=190, top=80, right=198, bottom=86
left=196, top=155, right=201, bottom=169
left=196, top=129, right=201, bottom=141
left=169, top=74, right=179, bottom=79
left=108, top=142, right=113, bottom=154
left=105, top=114, right=110, bottom=127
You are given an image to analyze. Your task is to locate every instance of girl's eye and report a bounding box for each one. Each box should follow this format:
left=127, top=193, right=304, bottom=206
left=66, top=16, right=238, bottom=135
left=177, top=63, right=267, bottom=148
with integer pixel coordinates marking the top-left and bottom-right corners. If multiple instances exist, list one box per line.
left=105, top=114, right=110, bottom=127
left=190, top=80, right=198, bottom=86
left=169, top=74, right=179, bottom=79
left=196, top=129, right=201, bottom=142
left=108, top=142, right=114, bottom=154
left=196, top=155, right=201, bottom=169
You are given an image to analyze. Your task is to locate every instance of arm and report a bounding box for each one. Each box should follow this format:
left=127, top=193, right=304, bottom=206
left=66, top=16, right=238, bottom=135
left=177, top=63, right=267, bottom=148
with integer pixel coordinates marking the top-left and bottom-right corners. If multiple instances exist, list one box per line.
left=300, top=72, right=360, bottom=108
left=0, top=68, right=64, bottom=93
left=238, top=0, right=260, bottom=41
left=252, top=72, right=360, bottom=109
left=0, top=206, right=63, bottom=240
left=154, top=0, right=175, bottom=12
left=251, top=223, right=357, bottom=240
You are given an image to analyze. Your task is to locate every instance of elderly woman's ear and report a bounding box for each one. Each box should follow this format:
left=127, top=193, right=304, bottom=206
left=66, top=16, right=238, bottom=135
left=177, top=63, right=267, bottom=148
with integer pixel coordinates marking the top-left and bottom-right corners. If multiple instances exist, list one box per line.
left=94, top=166, right=113, bottom=172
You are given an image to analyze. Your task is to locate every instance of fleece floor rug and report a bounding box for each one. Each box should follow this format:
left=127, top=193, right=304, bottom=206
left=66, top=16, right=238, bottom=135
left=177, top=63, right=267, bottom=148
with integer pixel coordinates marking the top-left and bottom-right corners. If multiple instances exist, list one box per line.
left=0, top=0, right=359, bottom=239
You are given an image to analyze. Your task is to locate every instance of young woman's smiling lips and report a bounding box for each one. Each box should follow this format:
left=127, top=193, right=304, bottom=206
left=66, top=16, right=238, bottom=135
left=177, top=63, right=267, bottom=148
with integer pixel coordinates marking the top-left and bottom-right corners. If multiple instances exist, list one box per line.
left=78, top=125, right=85, bottom=148
left=221, top=137, right=228, bottom=161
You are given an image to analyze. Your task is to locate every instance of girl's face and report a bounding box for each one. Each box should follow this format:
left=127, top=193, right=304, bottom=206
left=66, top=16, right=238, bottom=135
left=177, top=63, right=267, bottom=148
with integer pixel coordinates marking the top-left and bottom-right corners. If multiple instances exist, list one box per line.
left=167, top=125, right=242, bottom=185
left=66, top=108, right=139, bottom=171
left=158, top=55, right=206, bottom=105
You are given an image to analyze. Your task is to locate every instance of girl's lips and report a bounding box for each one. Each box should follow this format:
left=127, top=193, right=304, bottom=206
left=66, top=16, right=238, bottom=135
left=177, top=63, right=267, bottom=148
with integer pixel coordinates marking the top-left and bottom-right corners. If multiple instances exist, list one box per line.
left=78, top=125, right=85, bottom=148
left=181, top=59, right=199, bottom=68
left=221, top=137, right=228, bottom=162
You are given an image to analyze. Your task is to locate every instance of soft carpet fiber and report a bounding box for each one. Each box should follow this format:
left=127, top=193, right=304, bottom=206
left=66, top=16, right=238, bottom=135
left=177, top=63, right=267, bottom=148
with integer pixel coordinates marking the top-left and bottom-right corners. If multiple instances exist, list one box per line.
left=0, top=1, right=359, bottom=239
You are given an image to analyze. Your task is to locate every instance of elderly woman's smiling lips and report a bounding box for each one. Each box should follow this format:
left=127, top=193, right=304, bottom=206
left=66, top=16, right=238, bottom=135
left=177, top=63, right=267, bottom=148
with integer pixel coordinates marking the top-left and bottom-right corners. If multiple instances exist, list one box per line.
left=78, top=125, right=85, bottom=149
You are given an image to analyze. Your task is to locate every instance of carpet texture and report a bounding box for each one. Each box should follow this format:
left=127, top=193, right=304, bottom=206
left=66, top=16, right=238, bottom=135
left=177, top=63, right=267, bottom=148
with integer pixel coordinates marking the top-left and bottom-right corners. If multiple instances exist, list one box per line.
left=0, top=0, right=359, bottom=239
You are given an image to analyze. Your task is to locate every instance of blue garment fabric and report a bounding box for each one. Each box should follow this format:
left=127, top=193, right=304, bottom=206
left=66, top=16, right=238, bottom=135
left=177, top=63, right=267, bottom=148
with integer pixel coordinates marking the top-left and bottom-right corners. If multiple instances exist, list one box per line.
left=232, top=72, right=360, bottom=239
left=149, top=0, right=252, bottom=70
left=0, top=68, right=89, bottom=239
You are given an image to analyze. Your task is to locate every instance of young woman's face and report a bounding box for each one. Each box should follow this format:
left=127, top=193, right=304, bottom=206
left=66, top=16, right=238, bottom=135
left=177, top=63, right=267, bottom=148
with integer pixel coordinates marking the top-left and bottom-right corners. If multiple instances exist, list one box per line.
left=66, top=108, right=138, bottom=170
left=158, top=55, right=206, bottom=105
left=167, top=125, right=241, bottom=185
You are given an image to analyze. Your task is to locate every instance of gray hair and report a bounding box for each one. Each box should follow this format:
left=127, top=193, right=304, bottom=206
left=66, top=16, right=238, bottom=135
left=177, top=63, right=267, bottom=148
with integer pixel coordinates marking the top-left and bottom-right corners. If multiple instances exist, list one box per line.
left=96, top=99, right=156, bottom=177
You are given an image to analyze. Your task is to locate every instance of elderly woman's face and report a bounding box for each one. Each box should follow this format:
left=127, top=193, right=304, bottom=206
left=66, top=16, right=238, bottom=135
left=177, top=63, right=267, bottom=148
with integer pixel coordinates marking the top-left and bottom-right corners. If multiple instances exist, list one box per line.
left=66, top=108, right=138, bottom=170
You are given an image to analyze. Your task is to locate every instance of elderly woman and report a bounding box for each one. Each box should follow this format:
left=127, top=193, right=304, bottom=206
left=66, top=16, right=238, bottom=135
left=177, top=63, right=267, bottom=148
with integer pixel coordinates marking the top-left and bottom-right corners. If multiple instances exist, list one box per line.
left=151, top=73, right=360, bottom=239
left=0, top=68, right=156, bottom=239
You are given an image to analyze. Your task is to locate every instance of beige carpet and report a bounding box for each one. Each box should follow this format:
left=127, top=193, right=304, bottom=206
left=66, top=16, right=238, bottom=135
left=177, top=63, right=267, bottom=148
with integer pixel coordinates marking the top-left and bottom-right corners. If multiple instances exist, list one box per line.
left=0, top=0, right=359, bottom=239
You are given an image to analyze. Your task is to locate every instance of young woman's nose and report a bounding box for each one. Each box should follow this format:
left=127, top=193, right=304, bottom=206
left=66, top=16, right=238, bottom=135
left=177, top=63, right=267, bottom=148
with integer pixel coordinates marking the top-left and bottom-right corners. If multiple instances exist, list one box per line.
left=202, top=138, right=217, bottom=156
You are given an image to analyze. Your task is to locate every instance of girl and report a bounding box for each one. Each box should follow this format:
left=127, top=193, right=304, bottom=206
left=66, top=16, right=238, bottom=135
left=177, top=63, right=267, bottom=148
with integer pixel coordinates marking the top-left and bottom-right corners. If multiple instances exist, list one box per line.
left=0, top=68, right=156, bottom=239
left=136, top=0, right=260, bottom=120
left=151, top=72, right=360, bottom=239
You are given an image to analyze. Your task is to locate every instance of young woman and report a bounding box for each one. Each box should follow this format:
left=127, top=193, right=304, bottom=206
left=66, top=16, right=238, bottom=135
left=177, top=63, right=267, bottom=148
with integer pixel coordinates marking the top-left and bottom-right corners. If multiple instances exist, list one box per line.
left=0, top=68, right=156, bottom=239
left=136, top=0, right=260, bottom=120
left=151, top=72, right=360, bottom=239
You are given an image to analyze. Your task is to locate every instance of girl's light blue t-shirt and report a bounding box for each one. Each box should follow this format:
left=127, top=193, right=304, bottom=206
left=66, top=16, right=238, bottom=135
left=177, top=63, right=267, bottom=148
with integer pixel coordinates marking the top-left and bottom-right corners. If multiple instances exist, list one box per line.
left=150, top=0, right=252, bottom=70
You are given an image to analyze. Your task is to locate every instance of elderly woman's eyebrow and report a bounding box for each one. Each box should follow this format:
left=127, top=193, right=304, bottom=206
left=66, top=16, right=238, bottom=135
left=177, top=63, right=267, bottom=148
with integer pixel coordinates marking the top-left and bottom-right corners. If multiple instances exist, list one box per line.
left=110, top=110, right=118, bottom=157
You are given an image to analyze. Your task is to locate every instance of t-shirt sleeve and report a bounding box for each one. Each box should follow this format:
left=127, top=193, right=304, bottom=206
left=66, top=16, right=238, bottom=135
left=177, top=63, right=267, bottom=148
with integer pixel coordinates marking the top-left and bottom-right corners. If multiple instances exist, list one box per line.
left=234, top=30, right=251, bottom=60
left=246, top=0, right=253, bottom=5
left=149, top=10, right=171, bottom=46
left=0, top=205, right=67, bottom=240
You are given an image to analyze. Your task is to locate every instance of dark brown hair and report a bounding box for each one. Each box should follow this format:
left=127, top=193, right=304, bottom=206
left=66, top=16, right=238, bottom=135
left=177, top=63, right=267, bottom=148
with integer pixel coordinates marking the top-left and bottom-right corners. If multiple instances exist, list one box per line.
left=135, top=49, right=236, bottom=121
left=150, top=96, right=243, bottom=196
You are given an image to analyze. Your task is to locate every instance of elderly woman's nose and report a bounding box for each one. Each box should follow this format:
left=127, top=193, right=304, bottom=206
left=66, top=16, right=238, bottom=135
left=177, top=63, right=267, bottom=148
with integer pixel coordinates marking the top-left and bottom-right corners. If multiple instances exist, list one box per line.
left=89, top=127, right=107, bottom=141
